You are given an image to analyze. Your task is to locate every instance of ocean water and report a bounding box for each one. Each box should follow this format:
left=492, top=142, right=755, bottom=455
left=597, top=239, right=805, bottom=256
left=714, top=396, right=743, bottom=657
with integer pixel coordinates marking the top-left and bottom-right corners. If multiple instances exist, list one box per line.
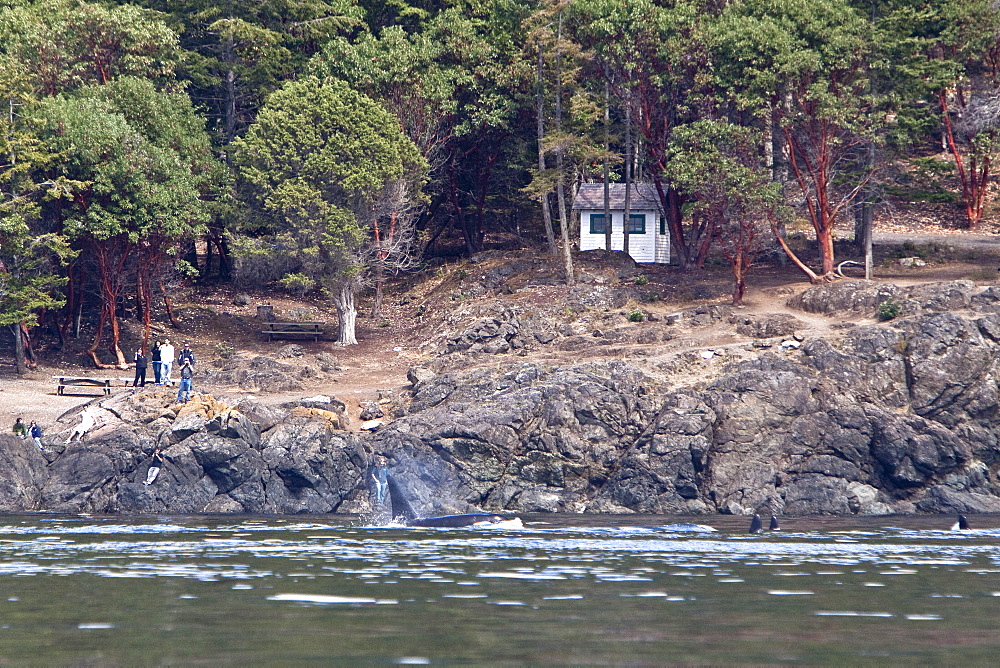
left=0, top=513, right=998, bottom=665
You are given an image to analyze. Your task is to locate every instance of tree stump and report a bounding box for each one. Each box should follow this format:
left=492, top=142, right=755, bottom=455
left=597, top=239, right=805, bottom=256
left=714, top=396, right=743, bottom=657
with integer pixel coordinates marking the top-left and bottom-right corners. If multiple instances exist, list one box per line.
left=257, top=305, right=275, bottom=321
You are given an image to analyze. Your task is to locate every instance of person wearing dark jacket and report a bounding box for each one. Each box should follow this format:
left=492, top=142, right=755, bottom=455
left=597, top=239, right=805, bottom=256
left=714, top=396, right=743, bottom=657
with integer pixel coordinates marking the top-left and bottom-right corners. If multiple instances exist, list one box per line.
left=29, top=421, right=43, bottom=450
left=144, top=448, right=164, bottom=485
left=176, top=361, right=194, bottom=403
left=177, top=341, right=196, bottom=367
left=151, top=341, right=162, bottom=385
left=133, top=347, right=148, bottom=387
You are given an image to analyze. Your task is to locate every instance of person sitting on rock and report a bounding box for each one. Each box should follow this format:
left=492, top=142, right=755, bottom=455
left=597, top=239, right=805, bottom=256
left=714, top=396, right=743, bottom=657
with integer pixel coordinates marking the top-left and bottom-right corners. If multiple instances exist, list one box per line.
left=29, top=421, right=43, bottom=450
left=144, top=448, right=164, bottom=485
left=66, top=407, right=96, bottom=444
left=12, top=417, right=27, bottom=439
left=176, top=360, right=194, bottom=403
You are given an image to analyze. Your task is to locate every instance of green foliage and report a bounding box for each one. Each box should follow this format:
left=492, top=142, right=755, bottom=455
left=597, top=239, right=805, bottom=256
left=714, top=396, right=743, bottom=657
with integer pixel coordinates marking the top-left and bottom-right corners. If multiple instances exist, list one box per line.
left=278, top=272, right=317, bottom=296
left=877, top=298, right=901, bottom=321
left=633, top=274, right=649, bottom=286
left=627, top=307, right=646, bottom=322
left=214, top=341, right=235, bottom=359
left=233, top=76, right=427, bottom=289
left=37, top=81, right=211, bottom=245
left=136, top=0, right=361, bottom=143
left=0, top=0, right=181, bottom=95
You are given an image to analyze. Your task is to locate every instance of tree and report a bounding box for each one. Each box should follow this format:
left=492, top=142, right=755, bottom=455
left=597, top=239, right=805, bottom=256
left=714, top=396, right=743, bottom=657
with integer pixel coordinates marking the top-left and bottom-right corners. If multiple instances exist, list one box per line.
left=233, top=76, right=426, bottom=345
left=929, top=0, right=1000, bottom=229
left=713, top=0, right=882, bottom=281
left=136, top=0, right=360, bottom=146
left=37, top=80, right=211, bottom=366
left=0, top=0, right=180, bottom=97
left=664, top=121, right=786, bottom=305
left=0, top=56, right=76, bottom=372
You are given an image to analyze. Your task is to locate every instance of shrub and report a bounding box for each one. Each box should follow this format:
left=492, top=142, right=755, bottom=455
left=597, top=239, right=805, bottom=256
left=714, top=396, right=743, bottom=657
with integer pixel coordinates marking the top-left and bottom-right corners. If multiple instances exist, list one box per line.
left=877, top=298, right=901, bottom=321
left=633, top=274, right=649, bottom=286
left=627, top=308, right=646, bottom=322
left=278, top=272, right=316, bottom=296
left=215, top=341, right=235, bottom=359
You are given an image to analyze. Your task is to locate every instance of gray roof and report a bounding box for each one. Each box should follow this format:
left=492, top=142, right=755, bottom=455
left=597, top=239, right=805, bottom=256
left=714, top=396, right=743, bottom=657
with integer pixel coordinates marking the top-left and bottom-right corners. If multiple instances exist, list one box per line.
left=571, top=183, right=662, bottom=211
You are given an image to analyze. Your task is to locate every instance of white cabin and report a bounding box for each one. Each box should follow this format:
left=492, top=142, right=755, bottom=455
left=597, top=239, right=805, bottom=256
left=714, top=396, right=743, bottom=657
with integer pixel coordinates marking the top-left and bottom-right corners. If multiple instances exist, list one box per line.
left=572, top=183, right=670, bottom=264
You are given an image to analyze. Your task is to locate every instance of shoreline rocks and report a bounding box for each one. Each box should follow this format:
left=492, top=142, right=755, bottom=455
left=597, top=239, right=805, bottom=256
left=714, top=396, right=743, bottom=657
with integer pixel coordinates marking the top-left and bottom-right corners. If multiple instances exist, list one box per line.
left=5, top=279, right=1000, bottom=518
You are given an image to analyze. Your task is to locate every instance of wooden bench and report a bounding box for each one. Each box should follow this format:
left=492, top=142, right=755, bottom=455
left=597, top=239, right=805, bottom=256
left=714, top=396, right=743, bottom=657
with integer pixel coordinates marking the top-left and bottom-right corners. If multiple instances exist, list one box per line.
left=260, top=321, right=324, bottom=342
left=54, top=377, right=114, bottom=396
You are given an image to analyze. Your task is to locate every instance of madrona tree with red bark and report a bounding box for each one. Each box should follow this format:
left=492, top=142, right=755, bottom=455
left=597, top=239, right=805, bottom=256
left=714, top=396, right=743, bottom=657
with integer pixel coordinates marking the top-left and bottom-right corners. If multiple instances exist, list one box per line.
left=713, top=0, right=883, bottom=282
left=36, top=79, right=210, bottom=367
left=664, top=120, right=786, bottom=305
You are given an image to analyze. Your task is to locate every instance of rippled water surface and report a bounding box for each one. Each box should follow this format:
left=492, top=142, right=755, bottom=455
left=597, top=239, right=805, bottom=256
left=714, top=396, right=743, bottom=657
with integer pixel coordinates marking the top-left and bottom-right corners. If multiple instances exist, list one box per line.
left=1, top=513, right=999, bottom=664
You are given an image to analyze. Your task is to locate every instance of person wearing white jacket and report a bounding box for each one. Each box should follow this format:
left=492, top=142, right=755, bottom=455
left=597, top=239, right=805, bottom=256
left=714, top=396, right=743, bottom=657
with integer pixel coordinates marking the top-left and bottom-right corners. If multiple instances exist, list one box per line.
left=159, top=339, right=175, bottom=385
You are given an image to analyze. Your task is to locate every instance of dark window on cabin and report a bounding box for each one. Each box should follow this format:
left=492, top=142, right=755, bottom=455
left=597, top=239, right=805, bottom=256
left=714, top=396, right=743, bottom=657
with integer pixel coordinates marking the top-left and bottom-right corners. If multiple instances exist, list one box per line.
left=627, top=213, right=646, bottom=234
left=589, top=213, right=607, bottom=235
left=660, top=216, right=666, bottom=236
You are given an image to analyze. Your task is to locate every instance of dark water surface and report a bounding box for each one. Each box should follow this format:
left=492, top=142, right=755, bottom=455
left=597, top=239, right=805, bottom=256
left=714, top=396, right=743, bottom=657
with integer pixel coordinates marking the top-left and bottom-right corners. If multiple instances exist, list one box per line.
left=1, top=513, right=998, bottom=665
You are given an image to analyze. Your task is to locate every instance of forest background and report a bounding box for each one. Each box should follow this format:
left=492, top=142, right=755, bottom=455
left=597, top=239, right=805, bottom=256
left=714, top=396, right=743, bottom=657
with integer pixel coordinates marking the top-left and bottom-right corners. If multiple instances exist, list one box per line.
left=1, top=0, right=999, bottom=373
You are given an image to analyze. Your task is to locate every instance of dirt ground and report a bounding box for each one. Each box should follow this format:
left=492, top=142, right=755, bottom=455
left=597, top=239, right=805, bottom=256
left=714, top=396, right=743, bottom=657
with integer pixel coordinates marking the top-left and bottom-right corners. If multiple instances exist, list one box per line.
left=3, top=226, right=1000, bottom=434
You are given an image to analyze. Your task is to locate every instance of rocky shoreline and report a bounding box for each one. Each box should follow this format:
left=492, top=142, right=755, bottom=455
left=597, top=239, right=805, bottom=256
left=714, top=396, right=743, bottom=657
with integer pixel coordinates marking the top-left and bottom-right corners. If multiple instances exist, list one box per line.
left=3, top=279, right=1000, bottom=518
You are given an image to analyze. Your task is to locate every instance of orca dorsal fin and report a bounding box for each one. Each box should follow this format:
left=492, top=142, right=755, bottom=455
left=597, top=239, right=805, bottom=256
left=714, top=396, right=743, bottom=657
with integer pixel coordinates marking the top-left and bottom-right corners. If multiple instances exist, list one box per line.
left=749, top=514, right=762, bottom=534
left=769, top=515, right=780, bottom=531
left=385, top=474, right=417, bottom=522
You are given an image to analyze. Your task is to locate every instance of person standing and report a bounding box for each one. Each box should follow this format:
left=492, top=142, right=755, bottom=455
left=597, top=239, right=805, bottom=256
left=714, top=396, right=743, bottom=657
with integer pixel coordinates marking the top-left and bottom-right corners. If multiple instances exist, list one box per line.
left=151, top=340, right=162, bottom=385
left=159, top=339, right=175, bottom=385
left=29, top=421, right=43, bottom=450
left=144, top=448, right=164, bottom=485
left=371, top=456, right=390, bottom=505
left=176, top=360, right=194, bottom=403
left=133, top=347, right=148, bottom=387
left=12, top=417, right=27, bottom=439
left=177, top=341, right=196, bottom=367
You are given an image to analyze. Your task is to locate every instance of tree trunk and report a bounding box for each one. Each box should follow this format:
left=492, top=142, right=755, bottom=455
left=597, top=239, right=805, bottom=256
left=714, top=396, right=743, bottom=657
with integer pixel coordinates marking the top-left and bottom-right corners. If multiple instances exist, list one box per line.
left=940, top=91, right=991, bottom=229
left=334, top=282, right=358, bottom=345
left=857, top=140, right=875, bottom=279
left=371, top=264, right=385, bottom=320
left=160, top=279, right=181, bottom=328
left=623, top=101, right=632, bottom=258
left=554, top=11, right=574, bottom=286
left=604, top=77, right=612, bottom=252
left=536, top=46, right=557, bottom=257
left=11, top=323, right=26, bottom=375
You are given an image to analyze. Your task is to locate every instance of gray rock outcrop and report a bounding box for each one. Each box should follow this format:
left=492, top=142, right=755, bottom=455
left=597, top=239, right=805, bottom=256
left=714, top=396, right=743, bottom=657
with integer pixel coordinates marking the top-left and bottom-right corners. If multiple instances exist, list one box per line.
left=369, top=309, right=1000, bottom=517
left=0, top=393, right=365, bottom=514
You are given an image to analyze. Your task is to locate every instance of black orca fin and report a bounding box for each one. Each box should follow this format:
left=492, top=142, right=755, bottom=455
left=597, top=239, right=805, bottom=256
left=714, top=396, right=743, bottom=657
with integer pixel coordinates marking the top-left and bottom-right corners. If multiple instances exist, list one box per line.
left=958, top=514, right=970, bottom=531
left=748, top=514, right=762, bottom=534
left=769, top=515, right=780, bottom=531
left=385, top=474, right=417, bottom=522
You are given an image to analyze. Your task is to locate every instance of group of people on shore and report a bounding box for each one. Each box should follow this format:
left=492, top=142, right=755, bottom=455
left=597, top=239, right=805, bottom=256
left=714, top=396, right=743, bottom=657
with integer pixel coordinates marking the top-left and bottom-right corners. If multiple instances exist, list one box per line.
left=133, top=339, right=197, bottom=403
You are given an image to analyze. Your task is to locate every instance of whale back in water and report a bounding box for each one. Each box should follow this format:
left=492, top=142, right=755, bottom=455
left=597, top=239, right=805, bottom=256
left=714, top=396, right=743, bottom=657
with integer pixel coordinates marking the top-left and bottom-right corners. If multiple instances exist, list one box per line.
left=385, top=474, right=519, bottom=528
left=407, top=513, right=519, bottom=528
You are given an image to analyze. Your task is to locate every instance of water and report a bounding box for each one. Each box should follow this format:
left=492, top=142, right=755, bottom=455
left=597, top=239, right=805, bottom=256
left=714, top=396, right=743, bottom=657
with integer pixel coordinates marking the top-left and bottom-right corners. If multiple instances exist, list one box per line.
left=1, top=513, right=999, bottom=665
